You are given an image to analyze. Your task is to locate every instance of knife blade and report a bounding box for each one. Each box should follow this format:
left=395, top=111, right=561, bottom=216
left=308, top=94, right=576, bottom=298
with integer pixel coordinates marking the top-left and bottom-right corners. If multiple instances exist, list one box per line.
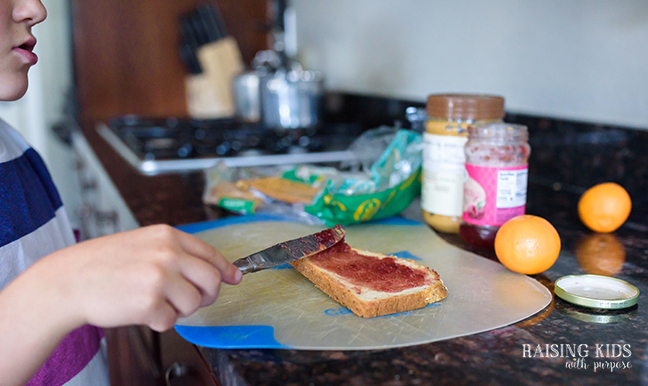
left=233, top=225, right=345, bottom=275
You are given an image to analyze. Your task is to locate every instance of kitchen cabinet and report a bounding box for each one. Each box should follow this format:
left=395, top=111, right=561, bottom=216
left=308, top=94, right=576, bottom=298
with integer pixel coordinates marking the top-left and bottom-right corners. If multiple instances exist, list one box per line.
left=72, top=130, right=138, bottom=239
left=71, top=0, right=269, bottom=123
left=105, top=327, right=219, bottom=386
left=160, top=329, right=220, bottom=386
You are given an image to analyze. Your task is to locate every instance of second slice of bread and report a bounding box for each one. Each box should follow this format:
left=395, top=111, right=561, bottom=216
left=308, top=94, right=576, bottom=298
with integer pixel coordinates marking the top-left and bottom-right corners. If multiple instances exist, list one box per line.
left=290, top=246, right=447, bottom=318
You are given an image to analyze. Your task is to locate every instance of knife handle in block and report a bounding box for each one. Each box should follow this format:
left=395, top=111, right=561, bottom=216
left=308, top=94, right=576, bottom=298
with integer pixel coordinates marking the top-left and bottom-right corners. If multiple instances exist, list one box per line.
left=194, top=37, right=244, bottom=117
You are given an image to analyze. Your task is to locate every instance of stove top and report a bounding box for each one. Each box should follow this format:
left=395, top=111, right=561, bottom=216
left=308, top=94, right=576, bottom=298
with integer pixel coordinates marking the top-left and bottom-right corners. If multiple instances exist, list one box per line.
left=98, top=116, right=364, bottom=175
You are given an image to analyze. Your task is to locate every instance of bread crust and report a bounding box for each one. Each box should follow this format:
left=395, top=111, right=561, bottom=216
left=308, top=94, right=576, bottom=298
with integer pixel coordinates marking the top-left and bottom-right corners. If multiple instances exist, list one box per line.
left=290, top=247, right=447, bottom=318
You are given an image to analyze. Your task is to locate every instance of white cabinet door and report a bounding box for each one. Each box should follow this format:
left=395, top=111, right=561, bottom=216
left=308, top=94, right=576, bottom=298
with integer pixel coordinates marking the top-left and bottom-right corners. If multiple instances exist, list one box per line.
left=72, top=131, right=138, bottom=240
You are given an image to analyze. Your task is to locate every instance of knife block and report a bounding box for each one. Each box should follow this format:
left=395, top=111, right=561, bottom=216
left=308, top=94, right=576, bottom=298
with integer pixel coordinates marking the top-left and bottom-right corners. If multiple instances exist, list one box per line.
left=186, top=37, right=244, bottom=119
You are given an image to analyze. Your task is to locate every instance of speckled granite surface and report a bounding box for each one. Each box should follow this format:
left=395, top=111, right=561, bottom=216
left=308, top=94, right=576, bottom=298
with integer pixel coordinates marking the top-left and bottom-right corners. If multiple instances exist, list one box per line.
left=82, top=96, right=648, bottom=385
left=197, top=185, right=648, bottom=386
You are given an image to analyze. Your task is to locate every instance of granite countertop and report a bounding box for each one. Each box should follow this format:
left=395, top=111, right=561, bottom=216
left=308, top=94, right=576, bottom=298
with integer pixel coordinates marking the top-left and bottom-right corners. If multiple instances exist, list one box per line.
left=196, top=186, right=648, bottom=386
left=80, top=101, right=648, bottom=385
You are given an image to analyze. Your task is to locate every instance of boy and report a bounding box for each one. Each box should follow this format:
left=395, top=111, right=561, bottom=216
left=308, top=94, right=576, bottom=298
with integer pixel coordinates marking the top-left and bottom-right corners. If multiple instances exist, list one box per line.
left=0, top=0, right=243, bottom=385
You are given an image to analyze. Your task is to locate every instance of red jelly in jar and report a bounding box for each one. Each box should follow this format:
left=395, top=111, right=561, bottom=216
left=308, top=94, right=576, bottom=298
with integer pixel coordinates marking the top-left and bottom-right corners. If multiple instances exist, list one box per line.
left=460, top=123, right=531, bottom=249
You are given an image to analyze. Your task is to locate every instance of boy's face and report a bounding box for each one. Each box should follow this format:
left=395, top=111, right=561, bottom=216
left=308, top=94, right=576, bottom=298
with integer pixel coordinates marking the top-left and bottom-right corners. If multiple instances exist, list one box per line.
left=0, top=0, right=46, bottom=101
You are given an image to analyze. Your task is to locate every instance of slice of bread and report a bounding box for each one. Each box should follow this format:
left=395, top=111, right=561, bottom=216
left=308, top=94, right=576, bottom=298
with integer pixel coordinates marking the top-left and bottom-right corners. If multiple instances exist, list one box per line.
left=290, top=243, right=447, bottom=318
left=236, top=177, right=319, bottom=204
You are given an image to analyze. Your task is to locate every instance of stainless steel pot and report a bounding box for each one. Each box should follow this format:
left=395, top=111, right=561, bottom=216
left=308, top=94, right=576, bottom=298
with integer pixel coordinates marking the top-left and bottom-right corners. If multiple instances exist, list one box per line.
left=232, top=70, right=261, bottom=123
left=232, top=50, right=282, bottom=123
left=260, top=68, right=323, bottom=130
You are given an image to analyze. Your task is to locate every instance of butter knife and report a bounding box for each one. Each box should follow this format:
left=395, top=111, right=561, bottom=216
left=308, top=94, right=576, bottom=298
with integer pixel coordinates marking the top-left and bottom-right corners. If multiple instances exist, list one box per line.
left=233, top=225, right=345, bottom=275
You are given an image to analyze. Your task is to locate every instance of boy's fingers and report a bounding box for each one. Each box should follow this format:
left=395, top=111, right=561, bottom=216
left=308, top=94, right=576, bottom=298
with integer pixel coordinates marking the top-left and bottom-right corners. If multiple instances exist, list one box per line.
left=163, top=274, right=203, bottom=317
left=174, top=230, right=220, bottom=260
left=222, top=264, right=243, bottom=285
left=177, top=256, right=223, bottom=306
left=175, top=231, right=242, bottom=285
left=147, top=302, right=180, bottom=332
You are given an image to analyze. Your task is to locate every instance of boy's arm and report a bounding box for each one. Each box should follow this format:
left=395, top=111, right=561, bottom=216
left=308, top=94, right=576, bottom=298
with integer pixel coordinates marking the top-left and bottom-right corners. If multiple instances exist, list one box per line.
left=0, top=224, right=242, bottom=386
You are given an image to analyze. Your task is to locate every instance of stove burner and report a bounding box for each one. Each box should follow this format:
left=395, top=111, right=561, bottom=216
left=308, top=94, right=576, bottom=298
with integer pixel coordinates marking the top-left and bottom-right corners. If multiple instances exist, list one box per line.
left=108, top=116, right=364, bottom=162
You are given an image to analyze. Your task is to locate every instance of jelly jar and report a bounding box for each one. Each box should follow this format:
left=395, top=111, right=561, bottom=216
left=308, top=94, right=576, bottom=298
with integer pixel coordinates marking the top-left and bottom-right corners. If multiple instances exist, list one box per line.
left=459, top=123, right=531, bottom=249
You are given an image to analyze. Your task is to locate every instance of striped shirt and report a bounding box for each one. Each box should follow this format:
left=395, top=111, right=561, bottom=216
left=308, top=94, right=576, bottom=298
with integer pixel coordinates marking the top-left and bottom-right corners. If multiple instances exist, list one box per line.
left=0, top=119, right=110, bottom=386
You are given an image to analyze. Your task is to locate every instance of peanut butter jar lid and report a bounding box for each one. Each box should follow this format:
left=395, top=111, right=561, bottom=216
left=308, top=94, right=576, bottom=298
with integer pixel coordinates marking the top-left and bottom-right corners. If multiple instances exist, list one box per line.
left=426, top=94, right=505, bottom=121
left=554, top=274, right=639, bottom=310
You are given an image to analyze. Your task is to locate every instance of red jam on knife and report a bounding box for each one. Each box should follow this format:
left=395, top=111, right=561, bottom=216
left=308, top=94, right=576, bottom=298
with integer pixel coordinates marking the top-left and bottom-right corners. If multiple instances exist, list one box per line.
left=280, top=225, right=345, bottom=260
left=308, top=241, right=432, bottom=293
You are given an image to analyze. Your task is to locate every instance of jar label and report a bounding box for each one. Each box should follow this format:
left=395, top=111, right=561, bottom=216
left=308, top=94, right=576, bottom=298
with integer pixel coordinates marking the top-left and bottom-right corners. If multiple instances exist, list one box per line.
left=421, top=133, right=468, bottom=217
left=463, top=164, right=528, bottom=226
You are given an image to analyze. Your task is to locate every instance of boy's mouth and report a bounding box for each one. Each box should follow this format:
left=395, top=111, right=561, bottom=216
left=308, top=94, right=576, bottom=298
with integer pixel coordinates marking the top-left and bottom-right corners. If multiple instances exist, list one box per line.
left=13, top=38, right=38, bottom=65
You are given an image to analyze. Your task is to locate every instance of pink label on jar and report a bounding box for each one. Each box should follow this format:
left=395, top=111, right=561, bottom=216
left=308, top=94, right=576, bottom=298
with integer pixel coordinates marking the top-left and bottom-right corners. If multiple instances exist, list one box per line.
left=463, top=164, right=528, bottom=226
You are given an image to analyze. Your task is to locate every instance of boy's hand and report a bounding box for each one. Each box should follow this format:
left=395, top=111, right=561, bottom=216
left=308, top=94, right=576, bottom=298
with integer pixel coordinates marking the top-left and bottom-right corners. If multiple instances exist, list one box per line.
left=35, top=224, right=242, bottom=332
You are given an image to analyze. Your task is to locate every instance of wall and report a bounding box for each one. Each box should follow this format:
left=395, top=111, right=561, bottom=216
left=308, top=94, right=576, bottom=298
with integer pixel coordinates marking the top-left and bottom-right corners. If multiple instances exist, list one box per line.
left=293, top=0, right=648, bottom=129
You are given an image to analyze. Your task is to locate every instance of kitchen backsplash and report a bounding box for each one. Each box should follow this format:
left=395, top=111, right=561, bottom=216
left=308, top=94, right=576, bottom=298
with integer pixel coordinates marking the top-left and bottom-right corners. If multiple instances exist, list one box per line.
left=324, top=92, right=648, bottom=215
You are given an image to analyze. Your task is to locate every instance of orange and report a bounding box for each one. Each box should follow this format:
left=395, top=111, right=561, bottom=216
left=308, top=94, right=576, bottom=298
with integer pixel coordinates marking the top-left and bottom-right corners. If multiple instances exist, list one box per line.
left=575, top=233, right=625, bottom=276
left=494, top=215, right=561, bottom=274
left=578, top=182, right=631, bottom=233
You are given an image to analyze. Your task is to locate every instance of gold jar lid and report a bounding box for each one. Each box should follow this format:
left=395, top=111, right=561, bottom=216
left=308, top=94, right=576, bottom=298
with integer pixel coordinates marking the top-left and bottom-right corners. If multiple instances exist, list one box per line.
left=554, top=274, right=639, bottom=310
left=426, top=94, right=505, bottom=121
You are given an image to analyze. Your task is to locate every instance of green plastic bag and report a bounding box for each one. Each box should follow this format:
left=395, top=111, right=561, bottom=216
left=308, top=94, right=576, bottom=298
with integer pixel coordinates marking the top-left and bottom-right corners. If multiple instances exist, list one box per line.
left=302, top=129, right=423, bottom=226
left=305, top=169, right=421, bottom=226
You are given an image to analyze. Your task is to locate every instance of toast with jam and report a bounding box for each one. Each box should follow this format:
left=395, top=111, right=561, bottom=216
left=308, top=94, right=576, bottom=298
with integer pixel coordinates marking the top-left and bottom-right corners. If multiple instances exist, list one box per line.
left=290, top=241, right=447, bottom=318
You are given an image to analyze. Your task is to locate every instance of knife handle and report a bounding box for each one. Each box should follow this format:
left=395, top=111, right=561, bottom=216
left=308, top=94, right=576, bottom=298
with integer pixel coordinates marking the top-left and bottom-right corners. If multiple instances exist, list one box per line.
left=233, top=257, right=255, bottom=275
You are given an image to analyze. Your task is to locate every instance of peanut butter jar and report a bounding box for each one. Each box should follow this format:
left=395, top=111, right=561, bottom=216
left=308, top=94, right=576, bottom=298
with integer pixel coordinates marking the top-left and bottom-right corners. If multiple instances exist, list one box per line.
left=421, top=94, right=505, bottom=234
